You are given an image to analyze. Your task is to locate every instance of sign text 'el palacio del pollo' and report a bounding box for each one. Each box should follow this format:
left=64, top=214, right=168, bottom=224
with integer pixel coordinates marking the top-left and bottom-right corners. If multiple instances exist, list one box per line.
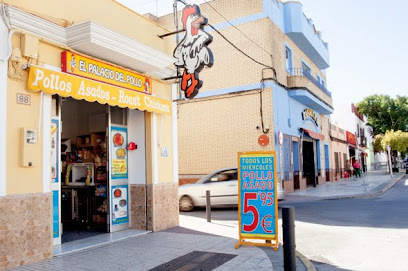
left=61, top=51, right=151, bottom=94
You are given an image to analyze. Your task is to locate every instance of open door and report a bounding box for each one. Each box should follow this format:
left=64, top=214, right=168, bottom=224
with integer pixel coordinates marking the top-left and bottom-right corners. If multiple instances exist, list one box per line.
left=108, top=106, right=130, bottom=232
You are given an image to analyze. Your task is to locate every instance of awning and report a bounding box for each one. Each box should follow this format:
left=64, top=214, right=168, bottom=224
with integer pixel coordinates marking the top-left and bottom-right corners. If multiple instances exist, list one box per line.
left=302, top=128, right=325, bottom=141
left=26, top=65, right=171, bottom=115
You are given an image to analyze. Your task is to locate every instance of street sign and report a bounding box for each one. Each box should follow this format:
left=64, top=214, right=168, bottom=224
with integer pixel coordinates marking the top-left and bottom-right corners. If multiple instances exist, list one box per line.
left=236, top=151, right=278, bottom=250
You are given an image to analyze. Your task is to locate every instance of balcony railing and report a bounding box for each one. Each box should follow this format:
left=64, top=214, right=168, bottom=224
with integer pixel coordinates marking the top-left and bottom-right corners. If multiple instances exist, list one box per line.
left=288, top=68, right=332, bottom=97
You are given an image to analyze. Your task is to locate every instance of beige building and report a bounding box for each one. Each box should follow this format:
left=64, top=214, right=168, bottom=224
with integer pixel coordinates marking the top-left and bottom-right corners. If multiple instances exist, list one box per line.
left=329, top=124, right=349, bottom=181
left=156, top=0, right=333, bottom=192
left=0, top=1, right=179, bottom=269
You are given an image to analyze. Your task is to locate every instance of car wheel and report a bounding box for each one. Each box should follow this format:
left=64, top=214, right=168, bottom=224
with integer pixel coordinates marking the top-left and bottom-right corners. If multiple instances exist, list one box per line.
left=179, top=196, right=194, bottom=212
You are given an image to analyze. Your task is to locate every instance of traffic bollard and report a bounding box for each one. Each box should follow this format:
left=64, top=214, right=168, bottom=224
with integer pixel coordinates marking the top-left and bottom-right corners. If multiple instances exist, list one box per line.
left=206, top=190, right=211, bottom=222
left=282, top=206, right=296, bottom=271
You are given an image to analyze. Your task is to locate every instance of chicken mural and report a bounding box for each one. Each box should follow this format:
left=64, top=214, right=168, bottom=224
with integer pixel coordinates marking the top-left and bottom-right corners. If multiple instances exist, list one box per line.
left=174, top=4, right=214, bottom=99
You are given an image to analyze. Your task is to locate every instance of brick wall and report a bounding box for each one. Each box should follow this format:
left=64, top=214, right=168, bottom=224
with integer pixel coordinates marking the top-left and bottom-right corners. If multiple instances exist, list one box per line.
left=177, top=90, right=274, bottom=174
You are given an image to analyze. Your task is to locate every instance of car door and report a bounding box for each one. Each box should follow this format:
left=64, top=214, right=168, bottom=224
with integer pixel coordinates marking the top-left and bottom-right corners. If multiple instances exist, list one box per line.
left=203, top=169, right=238, bottom=206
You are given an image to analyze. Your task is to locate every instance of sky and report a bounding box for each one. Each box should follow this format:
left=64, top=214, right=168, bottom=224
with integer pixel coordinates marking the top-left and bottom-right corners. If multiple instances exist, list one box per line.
left=117, top=0, right=408, bottom=111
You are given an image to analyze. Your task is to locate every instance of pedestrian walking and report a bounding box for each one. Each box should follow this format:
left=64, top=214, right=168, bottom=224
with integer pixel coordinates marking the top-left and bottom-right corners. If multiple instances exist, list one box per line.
left=353, top=160, right=362, bottom=178
left=346, top=159, right=353, bottom=178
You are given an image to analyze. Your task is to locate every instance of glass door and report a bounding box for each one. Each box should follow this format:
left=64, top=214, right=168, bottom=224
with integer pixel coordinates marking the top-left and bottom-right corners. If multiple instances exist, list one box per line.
left=51, top=96, right=62, bottom=245
left=108, top=106, right=130, bottom=232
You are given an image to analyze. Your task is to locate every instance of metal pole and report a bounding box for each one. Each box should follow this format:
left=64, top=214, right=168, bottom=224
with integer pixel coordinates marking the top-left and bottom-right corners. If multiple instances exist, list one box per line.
left=282, top=207, right=296, bottom=271
left=173, top=0, right=182, bottom=100
left=387, top=145, right=393, bottom=178
left=206, top=190, right=211, bottom=222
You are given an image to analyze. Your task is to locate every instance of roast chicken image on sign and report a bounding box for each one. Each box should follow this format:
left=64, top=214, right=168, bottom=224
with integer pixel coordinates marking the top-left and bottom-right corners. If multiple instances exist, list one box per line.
left=174, top=4, right=214, bottom=99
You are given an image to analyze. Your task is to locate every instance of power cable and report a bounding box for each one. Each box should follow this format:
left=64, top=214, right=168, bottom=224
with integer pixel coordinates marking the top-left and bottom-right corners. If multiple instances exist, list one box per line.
left=207, top=24, right=274, bottom=70
left=203, top=0, right=275, bottom=68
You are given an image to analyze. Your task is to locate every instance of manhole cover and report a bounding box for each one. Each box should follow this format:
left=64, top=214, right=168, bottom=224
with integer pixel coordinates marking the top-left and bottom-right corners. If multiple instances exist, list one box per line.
left=149, top=251, right=236, bottom=271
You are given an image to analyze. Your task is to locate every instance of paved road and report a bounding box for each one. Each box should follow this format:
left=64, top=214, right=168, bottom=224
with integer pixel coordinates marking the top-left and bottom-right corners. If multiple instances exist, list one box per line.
left=182, top=176, right=408, bottom=271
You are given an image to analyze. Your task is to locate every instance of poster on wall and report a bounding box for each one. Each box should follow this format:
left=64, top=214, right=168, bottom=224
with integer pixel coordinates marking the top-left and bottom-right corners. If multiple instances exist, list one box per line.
left=51, top=119, right=59, bottom=183
left=111, top=185, right=129, bottom=225
left=52, top=190, right=59, bottom=238
left=236, top=151, right=278, bottom=251
left=111, top=126, right=128, bottom=179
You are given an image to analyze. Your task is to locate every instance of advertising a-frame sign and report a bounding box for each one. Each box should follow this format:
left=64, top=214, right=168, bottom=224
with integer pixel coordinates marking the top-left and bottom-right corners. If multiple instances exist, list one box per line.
left=236, top=151, right=279, bottom=251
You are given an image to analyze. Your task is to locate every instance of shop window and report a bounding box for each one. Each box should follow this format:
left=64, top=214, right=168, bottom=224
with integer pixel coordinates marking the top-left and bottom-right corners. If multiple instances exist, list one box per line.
left=111, top=106, right=128, bottom=125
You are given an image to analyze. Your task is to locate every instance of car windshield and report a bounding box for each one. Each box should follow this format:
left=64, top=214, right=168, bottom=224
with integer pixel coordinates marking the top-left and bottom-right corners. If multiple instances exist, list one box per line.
left=195, top=169, right=237, bottom=184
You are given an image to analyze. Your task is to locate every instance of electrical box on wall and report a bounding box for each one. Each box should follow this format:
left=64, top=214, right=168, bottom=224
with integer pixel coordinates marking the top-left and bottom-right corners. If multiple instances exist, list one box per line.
left=21, top=34, right=39, bottom=59
left=21, top=128, right=37, bottom=167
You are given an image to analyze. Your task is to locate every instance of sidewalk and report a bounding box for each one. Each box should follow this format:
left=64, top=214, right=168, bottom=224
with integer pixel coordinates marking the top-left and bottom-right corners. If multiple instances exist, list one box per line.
left=12, top=226, right=307, bottom=271
left=289, top=170, right=406, bottom=200
left=12, top=171, right=404, bottom=271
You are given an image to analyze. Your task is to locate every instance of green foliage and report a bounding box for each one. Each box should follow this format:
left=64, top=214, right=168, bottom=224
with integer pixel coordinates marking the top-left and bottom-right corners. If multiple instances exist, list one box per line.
left=356, top=95, right=408, bottom=136
left=381, top=130, right=408, bottom=153
left=372, top=134, right=384, bottom=152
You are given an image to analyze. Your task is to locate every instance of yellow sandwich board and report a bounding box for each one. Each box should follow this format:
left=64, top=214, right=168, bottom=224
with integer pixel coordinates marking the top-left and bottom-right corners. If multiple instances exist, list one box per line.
left=236, top=151, right=279, bottom=251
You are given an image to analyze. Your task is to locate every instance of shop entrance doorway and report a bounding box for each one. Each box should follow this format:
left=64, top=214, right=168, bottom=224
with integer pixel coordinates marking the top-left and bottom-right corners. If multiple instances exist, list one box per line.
left=302, top=140, right=316, bottom=187
left=58, top=97, right=129, bottom=244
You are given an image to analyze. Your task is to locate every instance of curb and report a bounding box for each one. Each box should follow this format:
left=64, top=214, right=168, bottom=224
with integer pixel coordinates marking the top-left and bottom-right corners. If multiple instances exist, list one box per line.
left=297, top=251, right=317, bottom=271
left=323, top=173, right=406, bottom=200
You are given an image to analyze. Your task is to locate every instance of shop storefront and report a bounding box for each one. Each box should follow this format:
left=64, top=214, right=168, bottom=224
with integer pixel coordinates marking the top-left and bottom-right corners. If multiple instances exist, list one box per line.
left=346, top=131, right=358, bottom=162
left=273, top=83, right=332, bottom=194
left=0, top=1, right=178, bottom=269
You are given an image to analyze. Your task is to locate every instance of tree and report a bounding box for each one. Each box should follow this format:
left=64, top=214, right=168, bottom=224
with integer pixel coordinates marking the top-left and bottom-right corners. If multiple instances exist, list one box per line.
left=381, top=130, right=408, bottom=153
left=356, top=95, right=408, bottom=136
left=375, top=130, right=408, bottom=169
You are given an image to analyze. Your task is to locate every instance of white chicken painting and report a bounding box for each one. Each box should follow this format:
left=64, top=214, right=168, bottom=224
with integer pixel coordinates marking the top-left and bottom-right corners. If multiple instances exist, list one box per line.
left=174, top=4, right=214, bottom=99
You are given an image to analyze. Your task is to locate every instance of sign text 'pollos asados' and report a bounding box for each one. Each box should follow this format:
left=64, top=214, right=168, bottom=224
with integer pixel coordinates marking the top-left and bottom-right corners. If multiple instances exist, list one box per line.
left=27, top=65, right=171, bottom=115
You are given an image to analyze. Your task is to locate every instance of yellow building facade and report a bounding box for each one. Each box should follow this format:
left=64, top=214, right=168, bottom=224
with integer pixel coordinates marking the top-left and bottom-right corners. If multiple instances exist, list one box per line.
left=0, top=1, right=178, bottom=269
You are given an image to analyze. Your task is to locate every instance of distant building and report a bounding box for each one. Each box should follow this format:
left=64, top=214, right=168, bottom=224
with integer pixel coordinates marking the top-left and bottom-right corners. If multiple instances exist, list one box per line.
left=157, top=0, right=333, bottom=192
left=332, top=103, right=375, bottom=171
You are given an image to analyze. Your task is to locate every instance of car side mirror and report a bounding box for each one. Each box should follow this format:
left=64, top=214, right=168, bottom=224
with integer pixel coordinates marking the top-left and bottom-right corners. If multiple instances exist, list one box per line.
left=210, top=177, right=218, bottom=182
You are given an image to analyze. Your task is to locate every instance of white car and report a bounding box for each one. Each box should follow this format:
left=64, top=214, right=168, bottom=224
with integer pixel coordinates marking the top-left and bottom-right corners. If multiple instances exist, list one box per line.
left=179, top=168, right=285, bottom=211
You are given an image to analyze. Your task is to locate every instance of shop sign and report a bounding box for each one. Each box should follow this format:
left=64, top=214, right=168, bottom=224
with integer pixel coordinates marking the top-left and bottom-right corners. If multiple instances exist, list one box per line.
left=174, top=4, right=213, bottom=99
left=111, top=185, right=129, bottom=225
left=302, top=108, right=318, bottom=127
left=27, top=65, right=171, bottom=115
left=236, top=151, right=278, bottom=250
left=111, top=126, right=128, bottom=180
left=52, top=190, right=59, bottom=238
left=61, top=51, right=151, bottom=94
left=346, top=131, right=357, bottom=145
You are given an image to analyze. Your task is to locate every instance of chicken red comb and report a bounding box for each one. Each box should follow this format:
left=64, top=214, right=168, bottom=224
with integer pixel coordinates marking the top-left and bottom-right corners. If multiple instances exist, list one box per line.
left=181, top=5, right=198, bottom=28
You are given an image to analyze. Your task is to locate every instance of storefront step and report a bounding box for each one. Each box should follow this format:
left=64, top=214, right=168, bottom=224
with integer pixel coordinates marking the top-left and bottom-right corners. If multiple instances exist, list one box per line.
left=53, top=229, right=150, bottom=256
